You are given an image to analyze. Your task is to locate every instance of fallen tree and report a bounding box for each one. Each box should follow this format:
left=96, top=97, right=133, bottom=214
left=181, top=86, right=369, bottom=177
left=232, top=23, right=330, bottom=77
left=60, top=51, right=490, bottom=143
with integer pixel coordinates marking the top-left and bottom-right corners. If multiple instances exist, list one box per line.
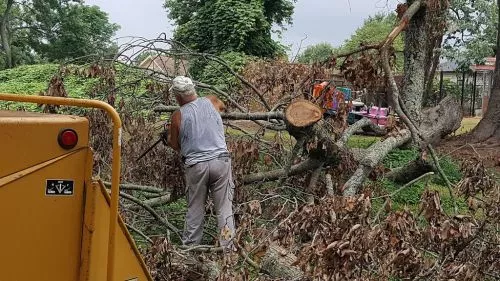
left=40, top=1, right=477, bottom=279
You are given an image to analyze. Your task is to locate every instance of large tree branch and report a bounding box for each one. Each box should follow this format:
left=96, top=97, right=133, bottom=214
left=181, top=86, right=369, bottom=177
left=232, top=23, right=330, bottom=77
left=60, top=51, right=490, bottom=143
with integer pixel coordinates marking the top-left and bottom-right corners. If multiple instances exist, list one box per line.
left=154, top=105, right=284, bottom=120
left=343, top=130, right=412, bottom=196
left=336, top=118, right=387, bottom=149
left=381, top=1, right=423, bottom=50
left=103, top=181, right=163, bottom=193
left=243, top=158, right=323, bottom=184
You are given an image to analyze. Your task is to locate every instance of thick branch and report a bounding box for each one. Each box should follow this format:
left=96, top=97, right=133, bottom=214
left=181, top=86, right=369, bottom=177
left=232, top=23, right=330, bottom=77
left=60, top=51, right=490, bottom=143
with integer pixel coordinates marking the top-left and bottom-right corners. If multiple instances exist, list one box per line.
left=243, top=158, right=323, bottom=184
left=385, top=159, right=434, bottom=184
left=381, top=0, right=423, bottom=49
left=154, top=105, right=284, bottom=120
left=336, top=118, right=386, bottom=149
left=343, top=130, right=412, bottom=196
left=103, top=181, right=163, bottom=193
left=142, top=193, right=173, bottom=208
left=119, top=191, right=181, bottom=237
left=278, top=136, right=307, bottom=186
left=307, top=164, right=324, bottom=203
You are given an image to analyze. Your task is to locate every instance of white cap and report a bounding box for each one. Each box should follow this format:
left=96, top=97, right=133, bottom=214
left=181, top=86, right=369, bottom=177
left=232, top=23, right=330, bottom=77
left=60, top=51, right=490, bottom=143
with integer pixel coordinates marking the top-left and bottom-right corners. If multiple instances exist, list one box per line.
left=170, top=76, right=195, bottom=93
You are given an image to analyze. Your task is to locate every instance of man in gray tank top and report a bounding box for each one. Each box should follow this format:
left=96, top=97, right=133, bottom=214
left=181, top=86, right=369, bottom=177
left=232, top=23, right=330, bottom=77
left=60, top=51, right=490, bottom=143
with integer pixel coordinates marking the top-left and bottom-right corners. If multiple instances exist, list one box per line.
left=166, top=76, right=235, bottom=251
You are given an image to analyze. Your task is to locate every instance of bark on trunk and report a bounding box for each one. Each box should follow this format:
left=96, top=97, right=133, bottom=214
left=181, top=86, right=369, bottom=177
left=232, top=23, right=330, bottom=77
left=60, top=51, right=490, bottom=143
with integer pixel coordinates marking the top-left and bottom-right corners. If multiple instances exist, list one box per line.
left=343, top=130, right=412, bottom=196
left=471, top=1, right=500, bottom=140
left=401, top=0, right=428, bottom=125
left=423, top=37, right=443, bottom=106
left=0, top=0, right=14, bottom=68
left=420, top=96, right=463, bottom=145
left=243, top=158, right=323, bottom=184
left=260, top=243, right=304, bottom=280
left=385, top=159, right=434, bottom=184
left=343, top=96, right=462, bottom=195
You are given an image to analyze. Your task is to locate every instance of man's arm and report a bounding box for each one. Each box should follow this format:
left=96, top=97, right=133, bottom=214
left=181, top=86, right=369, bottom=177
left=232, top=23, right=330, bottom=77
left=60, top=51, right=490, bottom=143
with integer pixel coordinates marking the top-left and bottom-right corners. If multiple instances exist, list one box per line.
left=167, top=110, right=181, bottom=152
left=206, top=95, right=226, bottom=112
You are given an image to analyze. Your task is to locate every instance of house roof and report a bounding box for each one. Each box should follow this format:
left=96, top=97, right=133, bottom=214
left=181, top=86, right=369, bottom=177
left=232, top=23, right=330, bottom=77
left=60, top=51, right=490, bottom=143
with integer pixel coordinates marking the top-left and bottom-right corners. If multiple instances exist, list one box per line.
left=138, top=55, right=189, bottom=76
left=438, top=61, right=459, bottom=72
left=471, top=57, right=496, bottom=72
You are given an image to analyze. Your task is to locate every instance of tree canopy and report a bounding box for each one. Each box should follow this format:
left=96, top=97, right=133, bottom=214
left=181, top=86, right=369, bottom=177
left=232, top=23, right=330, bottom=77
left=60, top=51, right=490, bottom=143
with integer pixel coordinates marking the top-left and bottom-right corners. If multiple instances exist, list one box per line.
left=444, top=0, right=499, bottom=69
left=296, top=42, right=335, bottom=64
left=0, top=0, right=119, bottom=69
left=340, top=13, right=402, bottom=53
left=164, top=0, right=296, bottom=58
left=30, top=4, right=119, bottom=62
left=296, top=13, right=403, bottom=69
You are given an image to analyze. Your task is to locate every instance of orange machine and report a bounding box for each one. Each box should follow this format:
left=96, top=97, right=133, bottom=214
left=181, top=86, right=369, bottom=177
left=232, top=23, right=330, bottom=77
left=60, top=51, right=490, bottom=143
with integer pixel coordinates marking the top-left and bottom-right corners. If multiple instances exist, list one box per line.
left=0, top=93, right=153, bottom=281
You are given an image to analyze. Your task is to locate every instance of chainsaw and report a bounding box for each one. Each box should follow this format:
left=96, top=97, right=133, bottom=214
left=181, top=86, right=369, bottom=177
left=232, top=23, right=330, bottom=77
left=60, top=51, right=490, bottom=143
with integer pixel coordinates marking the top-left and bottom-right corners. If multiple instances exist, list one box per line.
left=136, top=127, right=169, bottom=161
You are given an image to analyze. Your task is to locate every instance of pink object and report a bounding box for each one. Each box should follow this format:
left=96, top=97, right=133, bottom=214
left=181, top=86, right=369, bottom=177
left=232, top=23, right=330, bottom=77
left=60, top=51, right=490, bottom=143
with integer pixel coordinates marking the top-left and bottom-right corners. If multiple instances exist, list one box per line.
left=365, top=106, right=389, bottom=127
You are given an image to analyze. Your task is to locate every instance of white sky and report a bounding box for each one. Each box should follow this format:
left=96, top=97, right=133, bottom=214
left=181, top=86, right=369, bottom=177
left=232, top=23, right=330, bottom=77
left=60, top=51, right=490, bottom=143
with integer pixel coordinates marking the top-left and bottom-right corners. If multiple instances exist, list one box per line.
left=85, top=0, right=401, bottom=57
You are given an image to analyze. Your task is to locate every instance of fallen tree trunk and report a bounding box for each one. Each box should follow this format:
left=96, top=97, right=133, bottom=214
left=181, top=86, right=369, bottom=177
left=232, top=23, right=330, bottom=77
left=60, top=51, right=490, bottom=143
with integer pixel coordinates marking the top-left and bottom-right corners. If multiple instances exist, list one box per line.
left=260, top=243, right=304, bottom=280
left=243, top=158, right=323, bottom=184
left=343, top=130, right=412, bottom=196
left=343, top=96, right=463, bottom=195
left=154, top=105, right=284, bottom=121
left=385, top=158, right=434, bottom=184
left=336, top=118, right=386, bottom=149
left=420, top=96, right=463, bottom=145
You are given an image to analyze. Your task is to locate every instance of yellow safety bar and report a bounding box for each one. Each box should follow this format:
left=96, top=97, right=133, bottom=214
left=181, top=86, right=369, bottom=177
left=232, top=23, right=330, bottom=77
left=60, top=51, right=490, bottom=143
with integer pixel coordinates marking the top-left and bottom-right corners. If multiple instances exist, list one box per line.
left=0, top=93, right=121, bottom=281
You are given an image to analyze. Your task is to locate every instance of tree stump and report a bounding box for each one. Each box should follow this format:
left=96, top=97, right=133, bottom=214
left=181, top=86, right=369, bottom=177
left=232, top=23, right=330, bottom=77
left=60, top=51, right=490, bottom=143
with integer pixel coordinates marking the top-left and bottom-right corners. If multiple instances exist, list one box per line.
left=285, top=100, right=323, bottom=128
left=285, top=100, right=323, bottom=139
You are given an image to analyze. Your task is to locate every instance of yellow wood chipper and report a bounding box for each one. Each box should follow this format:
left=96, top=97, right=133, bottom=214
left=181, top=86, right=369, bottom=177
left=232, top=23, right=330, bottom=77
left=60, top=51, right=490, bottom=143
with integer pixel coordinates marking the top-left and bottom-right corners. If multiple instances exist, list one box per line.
left=0, top=93, right=153, bottom=281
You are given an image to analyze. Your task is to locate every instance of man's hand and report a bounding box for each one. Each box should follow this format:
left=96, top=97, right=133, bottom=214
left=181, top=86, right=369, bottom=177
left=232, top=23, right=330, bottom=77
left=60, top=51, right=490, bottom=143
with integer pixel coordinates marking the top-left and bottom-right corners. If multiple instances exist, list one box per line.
left=160, top=127, right=169, bottom=146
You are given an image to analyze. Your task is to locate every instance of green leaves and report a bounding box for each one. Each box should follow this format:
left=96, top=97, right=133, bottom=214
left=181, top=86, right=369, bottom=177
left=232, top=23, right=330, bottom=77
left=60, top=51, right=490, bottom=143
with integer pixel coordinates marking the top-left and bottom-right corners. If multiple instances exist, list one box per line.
left=338, top=13, right=404, bottom=70
left=198, top=51, right=250, bottom=91
left=165, top=0, right=294, bottom=58
left=444, top=0, right=499, bottom=69
left=0, top=0, right=119, bottom=69
left=30, top=3, right=119, bottom=62
left=296, top=42, right=335, bottom=64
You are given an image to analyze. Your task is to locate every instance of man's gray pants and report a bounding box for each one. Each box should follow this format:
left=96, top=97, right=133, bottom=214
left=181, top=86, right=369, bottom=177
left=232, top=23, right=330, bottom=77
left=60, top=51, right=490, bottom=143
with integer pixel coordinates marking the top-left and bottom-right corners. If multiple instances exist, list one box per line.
left=182, top=155, right=236, bottom=249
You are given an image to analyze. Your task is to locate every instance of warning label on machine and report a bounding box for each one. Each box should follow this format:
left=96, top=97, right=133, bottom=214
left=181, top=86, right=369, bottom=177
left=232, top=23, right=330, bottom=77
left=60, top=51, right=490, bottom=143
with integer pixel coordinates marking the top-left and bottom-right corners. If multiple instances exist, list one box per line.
left=45, top=180, right=74, bottom=196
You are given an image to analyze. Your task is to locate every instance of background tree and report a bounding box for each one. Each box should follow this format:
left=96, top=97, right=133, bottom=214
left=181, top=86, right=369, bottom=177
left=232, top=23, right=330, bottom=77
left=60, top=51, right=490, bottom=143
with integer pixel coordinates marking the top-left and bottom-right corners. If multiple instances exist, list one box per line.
left=296, top=14, right=404, bottom=68
left=29, top=4, right=119, bottom=62
left=443, top=0, right=498, bottom=69
left=164, top=0, right=295, bottom=58
left=340, top=13, right=403, bottom=52
left=296, top=42, right=334, bottom=64
left=339, top=13, right=404, bottom=70
left=0, top=0, right=119, bottom=68
left=471, top=0, right=500, bottom=140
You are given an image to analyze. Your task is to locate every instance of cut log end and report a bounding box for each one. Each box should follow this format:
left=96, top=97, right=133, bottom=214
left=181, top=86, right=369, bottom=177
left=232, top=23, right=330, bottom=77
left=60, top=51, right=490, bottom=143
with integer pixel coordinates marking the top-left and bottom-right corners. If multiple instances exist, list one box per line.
left=285, top=100, right=323, bottom=128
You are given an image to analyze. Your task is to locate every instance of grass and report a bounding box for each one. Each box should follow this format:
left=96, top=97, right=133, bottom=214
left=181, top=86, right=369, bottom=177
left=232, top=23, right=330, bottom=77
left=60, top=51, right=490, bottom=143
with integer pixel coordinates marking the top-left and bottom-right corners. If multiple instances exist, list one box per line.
left=455, top=117, right=481, bottom=135
left=375, top=148, right=468, bottom=217
left=347, top=135, right=380, bottom=148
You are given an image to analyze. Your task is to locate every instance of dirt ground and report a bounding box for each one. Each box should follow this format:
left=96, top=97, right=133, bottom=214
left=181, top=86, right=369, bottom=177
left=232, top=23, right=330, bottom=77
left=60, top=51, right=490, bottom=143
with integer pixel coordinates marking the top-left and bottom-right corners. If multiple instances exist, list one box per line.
left=437, top=117, right=500, bottom=175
